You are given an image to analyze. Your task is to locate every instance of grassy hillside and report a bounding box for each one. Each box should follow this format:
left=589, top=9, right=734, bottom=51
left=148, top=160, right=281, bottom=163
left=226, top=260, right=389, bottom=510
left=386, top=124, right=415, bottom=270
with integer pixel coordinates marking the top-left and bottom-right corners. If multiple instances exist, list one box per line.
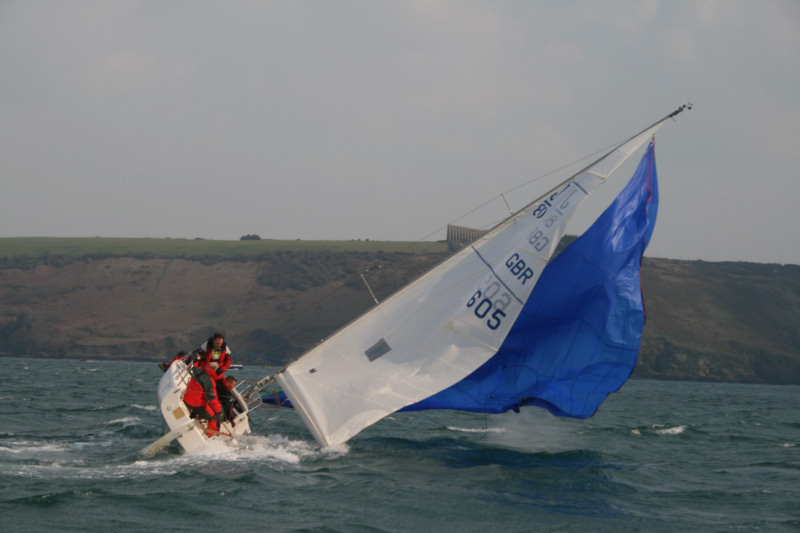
left=0, top=237, right=798, bottom=384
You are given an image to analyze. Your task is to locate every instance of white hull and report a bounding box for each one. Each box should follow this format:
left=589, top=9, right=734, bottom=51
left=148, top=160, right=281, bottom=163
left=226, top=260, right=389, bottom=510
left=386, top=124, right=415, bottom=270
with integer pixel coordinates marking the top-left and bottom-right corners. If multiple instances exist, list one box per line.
left=156, top=361, right=252, bottom=453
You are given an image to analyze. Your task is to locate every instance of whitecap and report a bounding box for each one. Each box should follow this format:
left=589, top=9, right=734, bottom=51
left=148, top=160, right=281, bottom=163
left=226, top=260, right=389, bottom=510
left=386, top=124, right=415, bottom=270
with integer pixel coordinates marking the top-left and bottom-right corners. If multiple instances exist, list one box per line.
left=446, top=426, right=507, bottom=434
left=655, top=425, right=686, bottom=435
left=132, top=404, right=157, bottom=412
left=108, top=416, right=142, bottom=426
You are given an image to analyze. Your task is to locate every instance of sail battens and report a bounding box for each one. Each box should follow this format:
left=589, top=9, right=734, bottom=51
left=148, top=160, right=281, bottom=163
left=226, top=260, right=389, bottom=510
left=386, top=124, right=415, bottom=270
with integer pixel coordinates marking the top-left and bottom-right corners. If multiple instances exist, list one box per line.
left=572, top=179, right=589, bottom=195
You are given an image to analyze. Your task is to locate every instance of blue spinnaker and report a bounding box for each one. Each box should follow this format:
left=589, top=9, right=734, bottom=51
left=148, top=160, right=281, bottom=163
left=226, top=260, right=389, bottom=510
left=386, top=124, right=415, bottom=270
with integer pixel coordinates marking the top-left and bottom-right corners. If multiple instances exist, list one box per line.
left=404, top=140, right=659, bottom=418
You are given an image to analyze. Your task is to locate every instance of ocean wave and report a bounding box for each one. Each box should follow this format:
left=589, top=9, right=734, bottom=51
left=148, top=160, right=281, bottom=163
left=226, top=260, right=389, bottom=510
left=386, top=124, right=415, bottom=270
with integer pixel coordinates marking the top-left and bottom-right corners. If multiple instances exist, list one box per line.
left=7, top=457, right=184, bottom=480
left=70, top=439, right=116, bottom=451
left=0, top=439, right=69, bottom=455
left=107, top=416, right=142, bottom=426
left=2, top=436, right=326, bottom=481
left=0, top=436, right=121, bottom=461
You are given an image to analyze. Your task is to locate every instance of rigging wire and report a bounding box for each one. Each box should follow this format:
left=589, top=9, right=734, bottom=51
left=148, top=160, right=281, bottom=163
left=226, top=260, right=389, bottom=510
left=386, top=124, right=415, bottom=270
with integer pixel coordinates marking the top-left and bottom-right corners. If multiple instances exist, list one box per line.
left=416, top=102, right=690, bottom=244
left=414, top=137, right=634, bottom=243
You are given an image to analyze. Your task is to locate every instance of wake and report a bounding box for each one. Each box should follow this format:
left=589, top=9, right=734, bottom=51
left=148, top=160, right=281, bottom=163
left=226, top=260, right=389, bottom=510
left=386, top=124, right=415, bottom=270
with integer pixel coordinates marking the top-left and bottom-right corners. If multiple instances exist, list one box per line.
left=184, top=432, right=346, bottom=464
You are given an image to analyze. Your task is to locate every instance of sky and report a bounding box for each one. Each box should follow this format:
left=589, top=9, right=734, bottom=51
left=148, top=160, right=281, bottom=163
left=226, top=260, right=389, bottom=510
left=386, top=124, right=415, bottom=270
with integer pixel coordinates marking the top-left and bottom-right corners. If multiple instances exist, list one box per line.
left=1, top=1, right=799, bottom=264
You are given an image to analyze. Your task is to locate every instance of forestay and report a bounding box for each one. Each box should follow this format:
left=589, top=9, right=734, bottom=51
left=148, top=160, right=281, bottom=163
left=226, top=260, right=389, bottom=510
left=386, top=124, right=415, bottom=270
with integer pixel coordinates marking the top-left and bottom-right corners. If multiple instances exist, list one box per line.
left=275, top=112, right=680, bottom=447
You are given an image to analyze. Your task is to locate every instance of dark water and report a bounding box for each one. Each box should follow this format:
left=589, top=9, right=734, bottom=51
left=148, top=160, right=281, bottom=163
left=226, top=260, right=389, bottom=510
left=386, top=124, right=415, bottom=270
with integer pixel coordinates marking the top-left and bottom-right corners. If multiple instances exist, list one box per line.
left=1, top=358, right=798, bottom=532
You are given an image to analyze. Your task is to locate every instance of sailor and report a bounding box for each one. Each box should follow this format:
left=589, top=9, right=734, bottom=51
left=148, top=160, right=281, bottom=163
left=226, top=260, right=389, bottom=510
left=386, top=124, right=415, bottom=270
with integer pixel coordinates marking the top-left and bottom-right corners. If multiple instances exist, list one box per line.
left=191, top=332, right=233, bottom=405
left=183, top=363, right=225, bottom=436
left=218, top=375, right=239, bottom=423
left=193, top=332, right=232, bottom=375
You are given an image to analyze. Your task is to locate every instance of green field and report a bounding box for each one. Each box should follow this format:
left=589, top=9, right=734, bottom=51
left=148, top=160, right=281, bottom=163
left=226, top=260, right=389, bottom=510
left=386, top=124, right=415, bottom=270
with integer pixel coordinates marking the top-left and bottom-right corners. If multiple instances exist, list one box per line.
left=0, top=237, right=450, bottom=258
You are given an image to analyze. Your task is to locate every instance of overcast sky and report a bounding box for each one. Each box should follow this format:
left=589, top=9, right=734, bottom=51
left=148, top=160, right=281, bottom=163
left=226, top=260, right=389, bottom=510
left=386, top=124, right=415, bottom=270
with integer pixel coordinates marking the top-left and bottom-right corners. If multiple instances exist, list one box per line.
left=1, top=1, right=798, bottom=264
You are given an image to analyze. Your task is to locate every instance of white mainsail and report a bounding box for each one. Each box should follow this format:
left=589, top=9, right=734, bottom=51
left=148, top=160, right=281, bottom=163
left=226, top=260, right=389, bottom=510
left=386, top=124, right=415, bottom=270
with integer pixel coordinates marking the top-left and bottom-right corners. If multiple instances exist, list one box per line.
left=275, top=110, right=684, bottom=447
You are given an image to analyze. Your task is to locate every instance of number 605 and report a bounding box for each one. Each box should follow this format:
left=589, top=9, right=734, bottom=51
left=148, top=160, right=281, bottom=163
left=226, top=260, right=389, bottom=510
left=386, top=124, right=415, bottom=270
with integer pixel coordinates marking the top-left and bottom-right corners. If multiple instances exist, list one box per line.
left=467, top=290, right=507, bottom=330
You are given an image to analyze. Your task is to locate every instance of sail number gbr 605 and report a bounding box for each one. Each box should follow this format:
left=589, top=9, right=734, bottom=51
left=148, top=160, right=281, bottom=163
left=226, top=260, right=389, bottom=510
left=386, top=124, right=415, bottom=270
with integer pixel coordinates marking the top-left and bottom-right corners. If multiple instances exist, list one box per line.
left=465, top=252, right=535, bottom=331
left=466, top=289, right=507, bottom=330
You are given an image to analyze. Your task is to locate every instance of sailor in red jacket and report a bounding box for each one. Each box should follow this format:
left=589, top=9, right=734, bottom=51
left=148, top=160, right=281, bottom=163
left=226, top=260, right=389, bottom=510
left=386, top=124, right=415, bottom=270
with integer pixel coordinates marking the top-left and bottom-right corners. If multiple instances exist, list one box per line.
left=193, top=332, right=232, bottom=375
left=183, top=363, right=225, bottom=435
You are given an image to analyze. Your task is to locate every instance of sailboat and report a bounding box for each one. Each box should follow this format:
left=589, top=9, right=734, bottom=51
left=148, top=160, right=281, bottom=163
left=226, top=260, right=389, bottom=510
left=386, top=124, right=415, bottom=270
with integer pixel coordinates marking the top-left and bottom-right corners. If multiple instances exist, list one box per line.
left=148, top=104, right=689, bottom=454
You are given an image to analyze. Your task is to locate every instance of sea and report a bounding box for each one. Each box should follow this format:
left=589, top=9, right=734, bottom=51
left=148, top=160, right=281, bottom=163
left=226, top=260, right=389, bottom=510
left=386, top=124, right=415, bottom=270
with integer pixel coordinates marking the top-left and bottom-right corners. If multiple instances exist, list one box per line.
left=1, top=358, right=798, bottom=532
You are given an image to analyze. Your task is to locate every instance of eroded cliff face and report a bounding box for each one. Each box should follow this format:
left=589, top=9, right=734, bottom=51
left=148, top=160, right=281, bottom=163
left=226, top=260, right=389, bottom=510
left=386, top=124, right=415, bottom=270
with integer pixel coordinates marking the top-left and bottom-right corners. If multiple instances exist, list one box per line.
left=1, top=253, right=799, bottom=384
